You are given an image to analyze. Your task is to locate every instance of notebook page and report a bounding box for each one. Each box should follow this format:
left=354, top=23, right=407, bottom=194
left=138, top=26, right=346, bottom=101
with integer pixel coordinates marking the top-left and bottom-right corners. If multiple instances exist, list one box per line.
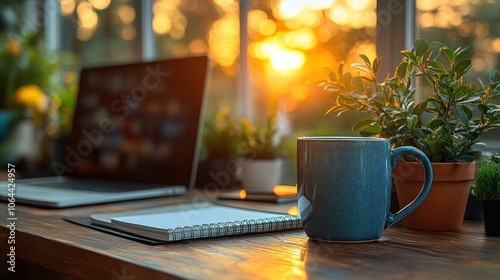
left=111, top=205, right=290, bottom=230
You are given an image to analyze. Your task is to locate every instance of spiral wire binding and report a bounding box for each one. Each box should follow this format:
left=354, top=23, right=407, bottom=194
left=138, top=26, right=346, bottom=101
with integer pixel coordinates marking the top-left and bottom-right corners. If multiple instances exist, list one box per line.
left=165, top=216, right=301, bottom=241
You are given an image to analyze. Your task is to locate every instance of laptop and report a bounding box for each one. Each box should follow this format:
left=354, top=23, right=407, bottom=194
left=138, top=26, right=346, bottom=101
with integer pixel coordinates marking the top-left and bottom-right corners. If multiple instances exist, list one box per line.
left=0, top=56, right=210, bottom=208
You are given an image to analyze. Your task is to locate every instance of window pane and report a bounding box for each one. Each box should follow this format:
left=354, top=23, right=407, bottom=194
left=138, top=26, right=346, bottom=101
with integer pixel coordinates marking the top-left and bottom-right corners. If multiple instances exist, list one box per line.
left=248, top=0, right=377, bottom=136
left=60, top=0, right=142, bottom=66
left=153, top=0, right=239, bottom=118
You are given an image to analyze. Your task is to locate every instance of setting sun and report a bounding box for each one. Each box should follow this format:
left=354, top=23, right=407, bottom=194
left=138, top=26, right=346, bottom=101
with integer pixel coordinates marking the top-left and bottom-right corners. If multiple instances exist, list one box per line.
left=270, top=49, right=305, bottom=73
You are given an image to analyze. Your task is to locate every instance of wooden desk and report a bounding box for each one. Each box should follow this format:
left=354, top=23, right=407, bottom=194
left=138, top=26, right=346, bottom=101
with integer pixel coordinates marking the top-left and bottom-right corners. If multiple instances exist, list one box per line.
left=1, top=192, right=500, bottom=280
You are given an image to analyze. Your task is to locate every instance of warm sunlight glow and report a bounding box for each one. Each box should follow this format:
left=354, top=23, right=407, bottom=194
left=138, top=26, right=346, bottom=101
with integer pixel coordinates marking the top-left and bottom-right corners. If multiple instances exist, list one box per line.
left=170, top=22, right=186, bottom=39
left=249, top=10, right=268, bottom=32
left=117, top=4, right=136, bottom=24
left=60, top=0, right=76, bottom=16
left=239, top=190, right=247, bottom=199
left=492, top=38, right=500, bottom=53
left=121, top=26, right=136, bottom=40
left=77, top=27, right=93, bottom=41
left=78, top=11, right=98, bottom=30
left=326, top=5, right=349, bottom=26
left=276, top=0, right=308, bottom=19
left=287, top=206, right=299, bottom=216
left=291, top=85, right=309, bottom=101
left=208, top=15, right=239, bottom=68
left=89, top=0, right=110, bottom=10
left=417, top=1, right=439, bottom=11
left=418, top=12, right=435, bottom=28
left=213, top=0, right=238, bottom=12
left=472, top=57, right=486, bottom=72
left=284, top=28, right=317, bottom=50
left=77, top=1, right=92, bottom=16
left=307, top=0, right=335, bottom=10
left=348, top=0, right=371, bottom=11
left=259, top=19, right=277, bottom=36
left=270, top=50, right=305, bottom=73
left=153, top=14, right=172, bottom=35
left=273, top=185, right=297, bottom=196
left=189, top=39, right=208, bottom=54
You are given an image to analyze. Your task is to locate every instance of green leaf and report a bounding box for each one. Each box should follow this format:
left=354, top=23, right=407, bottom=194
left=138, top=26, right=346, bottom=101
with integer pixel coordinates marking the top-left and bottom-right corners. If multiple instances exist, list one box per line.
left=414, top=38, right=429, bottom=56
left=413, top=128, right=425, bottom=139
left=359, top=125, right=382, bottom=136
left=428, top=118, right=444, bottom=129
left=455, top=131, right=474, bottom=141
left=343, top=72, right=352, bottom=88
left=350, top=63, right=371, bottom=73
left=352, top=76, right=364, bottom=90
left=441, top=47, right=455, bottom=61
left=463, top=105, right=473, bottom=119
left=492, top=155, right=500, bottom=164
left=338, top=63, right=344, bottom=77
left=413, top=100, right=428, bottom=116
left=406, top=115, right=417, bottom=125
left=417, top=139, right=430, bottom=150
left=490, top=69, right=497, bottom=80
left=453, top=59, right=472, bottom=77
left=336, top=109, right=350, bottom=117
left=396, top=62, right=408, bottom=78
left=401, top=51, right=416, bottom=61
left=477, top=104, right=491, bottom=114
left=324, top=106, right=338, bottom=116
left=352, top=119, right=375, bottom=132
left=471, top=141, right=487, bottom=149
left=444, top=146, right=454, bottom=159
left=359, top=54, right=371, bottom=66
left=373, top=57, right=379, bottom=73
left=456, top=155, right=475, bottom=163
left=494, top=83, right=500, bottom=93
left=346, top=91, right=366, bottom=99
left=428, top=60, right=444, bottom=70
left=455, top=46, right=473, bottom=59
left=453, top=105, right=470, bottom=125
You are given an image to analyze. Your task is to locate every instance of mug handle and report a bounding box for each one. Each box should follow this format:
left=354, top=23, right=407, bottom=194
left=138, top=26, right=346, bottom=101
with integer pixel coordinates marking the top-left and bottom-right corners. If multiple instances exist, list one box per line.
left=384, top=146, right=433, bottom=229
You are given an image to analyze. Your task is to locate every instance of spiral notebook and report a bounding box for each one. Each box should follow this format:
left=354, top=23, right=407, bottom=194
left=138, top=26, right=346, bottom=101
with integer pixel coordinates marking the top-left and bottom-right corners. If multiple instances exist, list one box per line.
left=89, top=202, right=302, bottom=242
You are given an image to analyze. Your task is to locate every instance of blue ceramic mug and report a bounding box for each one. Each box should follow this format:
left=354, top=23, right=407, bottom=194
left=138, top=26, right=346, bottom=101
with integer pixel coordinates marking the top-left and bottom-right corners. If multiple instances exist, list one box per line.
left=297, top=137, right=433, bottom=242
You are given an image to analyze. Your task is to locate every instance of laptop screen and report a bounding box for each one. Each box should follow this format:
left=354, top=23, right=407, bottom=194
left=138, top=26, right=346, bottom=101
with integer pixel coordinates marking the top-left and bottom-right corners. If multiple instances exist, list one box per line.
left=60, top=56, right=209, bottom=188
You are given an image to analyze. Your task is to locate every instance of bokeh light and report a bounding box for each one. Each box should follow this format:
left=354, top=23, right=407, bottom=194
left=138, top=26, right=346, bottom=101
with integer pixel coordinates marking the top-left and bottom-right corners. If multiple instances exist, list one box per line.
left=89, top=0, right=110, bottom=10
left=59, top=0, right=498, bottom=119
left=60, top=0, right=76, bottom=16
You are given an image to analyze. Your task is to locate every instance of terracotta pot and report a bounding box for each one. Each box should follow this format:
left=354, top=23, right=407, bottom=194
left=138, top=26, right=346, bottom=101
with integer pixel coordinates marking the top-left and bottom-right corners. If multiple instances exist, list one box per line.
left=393, top=161, right=476, bottom=231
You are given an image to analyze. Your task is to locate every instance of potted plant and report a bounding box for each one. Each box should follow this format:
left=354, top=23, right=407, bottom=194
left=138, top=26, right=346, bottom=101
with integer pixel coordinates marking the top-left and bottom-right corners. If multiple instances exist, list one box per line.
left=0, top=32, right=68, bottom=168
left=239, top=100, right=285, bottom=193
left=473, top=155, right=500, bottom=236
left=314, top=38, right=500, bottom=230
left=197, top=106, right=242, bottom=189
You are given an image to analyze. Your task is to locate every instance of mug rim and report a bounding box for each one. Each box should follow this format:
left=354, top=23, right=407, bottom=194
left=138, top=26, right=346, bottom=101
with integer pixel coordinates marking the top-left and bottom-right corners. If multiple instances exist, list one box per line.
left=297, top=136, right=388, bottom=142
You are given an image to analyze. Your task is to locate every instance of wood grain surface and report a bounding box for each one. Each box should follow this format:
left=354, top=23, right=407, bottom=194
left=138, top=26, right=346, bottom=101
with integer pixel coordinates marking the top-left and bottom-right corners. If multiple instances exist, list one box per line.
left=1, top=191, right=499, bottom=280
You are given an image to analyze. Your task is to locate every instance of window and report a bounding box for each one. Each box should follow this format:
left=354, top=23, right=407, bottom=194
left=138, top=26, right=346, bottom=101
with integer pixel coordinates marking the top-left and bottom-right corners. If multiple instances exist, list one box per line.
left=7, top=0, right=499, bottom=142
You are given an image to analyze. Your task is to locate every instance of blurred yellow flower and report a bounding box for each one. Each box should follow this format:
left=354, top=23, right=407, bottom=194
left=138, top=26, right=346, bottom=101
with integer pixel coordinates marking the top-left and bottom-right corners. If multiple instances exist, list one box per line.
left=13, top=84, right=48, bottom=113
left=8, top=38, right=21, bottom=56
left=215, top=106, right=230, bottom=131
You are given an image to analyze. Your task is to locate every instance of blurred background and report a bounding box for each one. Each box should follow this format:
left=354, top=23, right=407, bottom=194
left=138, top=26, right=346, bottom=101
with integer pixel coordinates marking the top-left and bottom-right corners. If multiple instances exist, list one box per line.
left=1, top=0, right=499, bottom=182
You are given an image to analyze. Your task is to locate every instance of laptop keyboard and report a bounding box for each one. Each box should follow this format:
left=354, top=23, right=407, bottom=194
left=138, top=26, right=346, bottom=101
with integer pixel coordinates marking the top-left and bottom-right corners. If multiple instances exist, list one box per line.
left=33, top=181, right=158, bottom=193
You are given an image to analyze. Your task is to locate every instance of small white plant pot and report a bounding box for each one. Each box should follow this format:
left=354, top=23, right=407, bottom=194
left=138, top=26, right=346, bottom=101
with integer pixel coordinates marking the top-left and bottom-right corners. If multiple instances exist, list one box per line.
left=241, top=158, right=283, bottom=193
